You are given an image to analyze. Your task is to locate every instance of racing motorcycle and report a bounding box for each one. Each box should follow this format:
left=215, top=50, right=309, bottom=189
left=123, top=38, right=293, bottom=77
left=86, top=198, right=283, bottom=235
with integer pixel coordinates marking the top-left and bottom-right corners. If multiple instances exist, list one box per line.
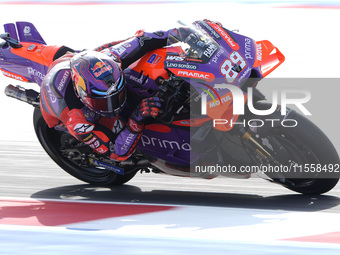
left=1, top=21, right=339, bottom=195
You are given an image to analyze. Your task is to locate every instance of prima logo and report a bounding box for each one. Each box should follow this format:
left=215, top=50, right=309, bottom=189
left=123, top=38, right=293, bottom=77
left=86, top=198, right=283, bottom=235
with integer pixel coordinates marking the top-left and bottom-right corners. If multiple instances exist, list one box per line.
left=27, top=67, right=45, bottom=80
left=141, top=135, right=191, bottom=151
left=244, top=38, right=253, bottom=59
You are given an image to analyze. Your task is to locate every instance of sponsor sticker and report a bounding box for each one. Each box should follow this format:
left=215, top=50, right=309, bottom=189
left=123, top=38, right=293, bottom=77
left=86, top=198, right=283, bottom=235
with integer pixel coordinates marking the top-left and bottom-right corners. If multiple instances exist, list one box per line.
left=74, top=123, right=94, bottom=134
left=89, top=158, right=124, bottom=175
left=169, top=68, right=215, bottom=82
left=147, top=54, right=162, bottom=65
left=165, top=61, right=198, bottom=70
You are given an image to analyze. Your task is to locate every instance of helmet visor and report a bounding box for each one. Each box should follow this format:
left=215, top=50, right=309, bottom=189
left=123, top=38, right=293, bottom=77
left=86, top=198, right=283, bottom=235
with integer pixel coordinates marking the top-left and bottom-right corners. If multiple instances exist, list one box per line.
left=83, top=87, right=126, bottom=115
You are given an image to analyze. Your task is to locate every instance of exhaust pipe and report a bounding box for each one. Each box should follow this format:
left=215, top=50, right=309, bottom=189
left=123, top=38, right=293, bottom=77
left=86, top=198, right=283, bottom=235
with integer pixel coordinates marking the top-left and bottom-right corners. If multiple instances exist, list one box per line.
left=5, top=85, right=40, bottom=107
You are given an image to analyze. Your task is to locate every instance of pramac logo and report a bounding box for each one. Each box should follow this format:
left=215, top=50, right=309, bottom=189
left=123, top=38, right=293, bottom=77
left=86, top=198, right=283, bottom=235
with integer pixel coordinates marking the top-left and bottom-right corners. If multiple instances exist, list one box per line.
left=169, top=68, right=215, bottom=82
left=207, top=22, right=239, bottom=50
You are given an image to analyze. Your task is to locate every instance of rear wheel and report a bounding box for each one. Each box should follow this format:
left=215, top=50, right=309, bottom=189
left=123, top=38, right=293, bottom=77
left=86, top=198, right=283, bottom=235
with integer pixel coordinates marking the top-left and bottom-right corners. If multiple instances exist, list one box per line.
left=33, top=108, right=137, bottom=186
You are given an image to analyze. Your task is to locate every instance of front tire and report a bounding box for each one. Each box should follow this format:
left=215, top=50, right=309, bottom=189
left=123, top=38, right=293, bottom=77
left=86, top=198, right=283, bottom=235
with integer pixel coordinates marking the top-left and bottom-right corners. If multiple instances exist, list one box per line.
left=33, top=108, right=137, bottom=186
left=215, top=108, right=340, bottom=195
left=269, top=112, right=339, bottom=194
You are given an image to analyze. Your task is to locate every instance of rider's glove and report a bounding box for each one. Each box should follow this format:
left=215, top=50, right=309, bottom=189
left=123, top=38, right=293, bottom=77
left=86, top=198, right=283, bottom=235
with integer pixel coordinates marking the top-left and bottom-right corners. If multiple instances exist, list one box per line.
left=130, top=97, right=162, bottom=123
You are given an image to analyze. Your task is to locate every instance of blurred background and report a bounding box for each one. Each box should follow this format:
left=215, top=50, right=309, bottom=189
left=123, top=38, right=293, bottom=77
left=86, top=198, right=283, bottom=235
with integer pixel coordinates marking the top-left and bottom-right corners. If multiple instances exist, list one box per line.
left=0, top=0, right=339, bottom=148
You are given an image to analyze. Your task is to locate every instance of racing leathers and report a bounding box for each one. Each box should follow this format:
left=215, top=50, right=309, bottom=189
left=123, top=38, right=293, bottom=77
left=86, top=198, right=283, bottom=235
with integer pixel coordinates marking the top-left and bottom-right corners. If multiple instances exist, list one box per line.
left=40, top=29, right=170, bottom=161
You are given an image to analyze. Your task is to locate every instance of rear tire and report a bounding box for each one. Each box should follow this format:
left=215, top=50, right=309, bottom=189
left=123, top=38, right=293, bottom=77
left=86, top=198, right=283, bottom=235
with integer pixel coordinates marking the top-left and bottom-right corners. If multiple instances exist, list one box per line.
left=33, top=108, right=137, bottom=186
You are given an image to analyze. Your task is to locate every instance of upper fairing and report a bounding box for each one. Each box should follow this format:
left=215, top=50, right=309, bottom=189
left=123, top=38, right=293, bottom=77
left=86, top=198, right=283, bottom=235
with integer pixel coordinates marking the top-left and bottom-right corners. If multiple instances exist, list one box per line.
left=165, top=20, right=262, bottom=89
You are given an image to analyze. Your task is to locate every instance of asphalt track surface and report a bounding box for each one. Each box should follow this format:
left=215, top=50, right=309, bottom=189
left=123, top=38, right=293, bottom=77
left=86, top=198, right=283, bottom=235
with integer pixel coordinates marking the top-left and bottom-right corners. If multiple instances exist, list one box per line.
left=1, top=140, right=340, bottom=213
left=2, top=140, right=340, bottom=254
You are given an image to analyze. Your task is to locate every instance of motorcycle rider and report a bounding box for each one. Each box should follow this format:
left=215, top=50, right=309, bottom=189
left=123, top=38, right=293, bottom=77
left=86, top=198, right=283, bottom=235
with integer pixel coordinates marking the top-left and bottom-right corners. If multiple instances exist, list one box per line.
left=40, top=19, right=221, bottom=161
left=40, top=29, right=171, bottom=161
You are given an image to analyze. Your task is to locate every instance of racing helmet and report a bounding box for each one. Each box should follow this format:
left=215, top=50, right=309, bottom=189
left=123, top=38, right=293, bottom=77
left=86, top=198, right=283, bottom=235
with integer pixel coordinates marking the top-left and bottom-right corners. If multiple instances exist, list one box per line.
left=70, top=51, right=125, bottom=117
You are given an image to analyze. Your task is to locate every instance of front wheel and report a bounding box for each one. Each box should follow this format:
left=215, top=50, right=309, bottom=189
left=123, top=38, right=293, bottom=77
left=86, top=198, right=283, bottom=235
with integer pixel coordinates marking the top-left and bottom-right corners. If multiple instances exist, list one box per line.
left=266, top=112, right=340, bottom=195
left=215, top=107, right=340, bottom=195
left=33, top=108, right=138, bottom=186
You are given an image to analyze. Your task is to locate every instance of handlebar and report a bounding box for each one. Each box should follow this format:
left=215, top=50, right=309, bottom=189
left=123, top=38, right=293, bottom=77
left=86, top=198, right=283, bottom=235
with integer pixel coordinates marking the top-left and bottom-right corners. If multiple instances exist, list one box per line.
left=0, top=33, right=22, bottom=48
left=154, top=75, right=190, bottom=124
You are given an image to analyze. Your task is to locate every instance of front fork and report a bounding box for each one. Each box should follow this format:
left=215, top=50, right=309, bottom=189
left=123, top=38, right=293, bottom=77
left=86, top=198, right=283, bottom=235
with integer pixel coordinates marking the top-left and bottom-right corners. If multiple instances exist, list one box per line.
left=235, top=101, right=297, bottom=170
left=237, top=121, right=298, bottom=186
left=241, top=128, right=274, bottom=159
